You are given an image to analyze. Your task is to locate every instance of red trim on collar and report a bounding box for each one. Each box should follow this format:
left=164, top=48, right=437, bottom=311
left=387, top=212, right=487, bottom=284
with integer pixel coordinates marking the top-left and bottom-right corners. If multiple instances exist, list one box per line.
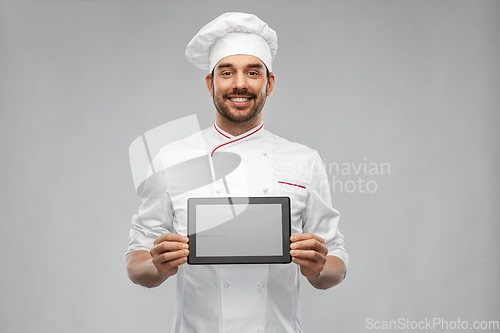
left=211, top=123, right=264, bottom=157
left=213, top=123, right=231, bottom=139
left=278, top=181, right=306, bottom=189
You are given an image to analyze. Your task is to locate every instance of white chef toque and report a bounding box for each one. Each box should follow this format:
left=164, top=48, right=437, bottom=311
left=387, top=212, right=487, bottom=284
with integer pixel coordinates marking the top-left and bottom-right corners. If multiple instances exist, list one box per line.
left=185, top=12, right=278, bottom=72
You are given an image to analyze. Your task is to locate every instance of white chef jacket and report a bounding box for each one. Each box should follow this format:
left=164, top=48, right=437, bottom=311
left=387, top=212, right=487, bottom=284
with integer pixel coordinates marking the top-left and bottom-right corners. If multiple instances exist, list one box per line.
left=127, top=122, right=349, bottom=333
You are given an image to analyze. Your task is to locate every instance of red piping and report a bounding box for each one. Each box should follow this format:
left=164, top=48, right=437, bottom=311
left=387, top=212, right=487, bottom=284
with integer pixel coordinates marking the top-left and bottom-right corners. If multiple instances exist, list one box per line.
left=211, top=123, right=264, bottom=157
left=278, top=181, right=306, bottom=189
left=214, top=123, right=231, bottom=139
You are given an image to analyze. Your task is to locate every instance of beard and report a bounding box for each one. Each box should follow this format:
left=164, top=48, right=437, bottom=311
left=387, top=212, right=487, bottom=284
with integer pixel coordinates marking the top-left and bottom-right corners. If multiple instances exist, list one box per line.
left=213, top=88, right=267, bottom=124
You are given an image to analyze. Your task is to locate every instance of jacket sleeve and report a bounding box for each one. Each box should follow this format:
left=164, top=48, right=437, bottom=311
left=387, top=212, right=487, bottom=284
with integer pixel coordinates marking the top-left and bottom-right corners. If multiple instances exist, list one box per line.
left=126, top=148, right=174, bottom=255
left=302, top=151, right=349, bottom=270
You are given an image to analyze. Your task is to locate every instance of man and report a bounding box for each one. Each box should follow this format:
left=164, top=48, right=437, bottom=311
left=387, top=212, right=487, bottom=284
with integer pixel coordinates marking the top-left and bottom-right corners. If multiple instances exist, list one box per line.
left=126, top=12, right=348, bottom=333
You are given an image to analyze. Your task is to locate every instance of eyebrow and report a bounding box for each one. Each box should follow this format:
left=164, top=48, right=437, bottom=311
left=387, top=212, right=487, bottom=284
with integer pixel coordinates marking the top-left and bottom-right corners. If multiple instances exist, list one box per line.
left=216, top=63, right=265, bottom=71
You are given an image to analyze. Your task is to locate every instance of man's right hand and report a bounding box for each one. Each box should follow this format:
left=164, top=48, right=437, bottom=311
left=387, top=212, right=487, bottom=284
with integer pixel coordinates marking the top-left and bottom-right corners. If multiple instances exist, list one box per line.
left=150, top=233, right=190, bottom=278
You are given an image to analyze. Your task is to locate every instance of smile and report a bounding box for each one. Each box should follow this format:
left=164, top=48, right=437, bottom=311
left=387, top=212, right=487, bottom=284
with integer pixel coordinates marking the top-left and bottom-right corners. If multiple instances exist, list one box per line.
left=229, top=97, right=251, bottom=102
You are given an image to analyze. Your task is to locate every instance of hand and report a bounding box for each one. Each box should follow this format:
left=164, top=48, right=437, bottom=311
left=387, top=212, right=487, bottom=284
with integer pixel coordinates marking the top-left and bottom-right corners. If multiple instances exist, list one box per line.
left=290, top=233, right=327, bottom=278
left=150, top=233, right=189, bottom=278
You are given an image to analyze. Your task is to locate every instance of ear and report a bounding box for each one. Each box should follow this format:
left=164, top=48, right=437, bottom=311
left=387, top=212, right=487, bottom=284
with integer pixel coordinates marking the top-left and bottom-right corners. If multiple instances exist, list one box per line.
left=205, top=74, right=214, bottom=97
left=266, top=73, right=276, bottom=96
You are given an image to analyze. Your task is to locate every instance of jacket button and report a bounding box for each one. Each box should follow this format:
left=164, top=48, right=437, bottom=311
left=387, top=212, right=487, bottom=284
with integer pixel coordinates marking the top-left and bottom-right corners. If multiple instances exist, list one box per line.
left=263, top=188, right=268, bottom=193
left=224, top=283, right=229, bottom=288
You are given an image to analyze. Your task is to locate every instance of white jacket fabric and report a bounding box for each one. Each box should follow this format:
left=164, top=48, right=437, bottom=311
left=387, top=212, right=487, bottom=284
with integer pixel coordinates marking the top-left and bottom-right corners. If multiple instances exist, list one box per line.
left=128, top=122, right=348, bottom=333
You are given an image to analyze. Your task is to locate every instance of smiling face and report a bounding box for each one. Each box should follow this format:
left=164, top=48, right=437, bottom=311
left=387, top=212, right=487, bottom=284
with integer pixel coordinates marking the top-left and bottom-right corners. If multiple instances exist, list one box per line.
left=206, top=54, right=275, bottom=134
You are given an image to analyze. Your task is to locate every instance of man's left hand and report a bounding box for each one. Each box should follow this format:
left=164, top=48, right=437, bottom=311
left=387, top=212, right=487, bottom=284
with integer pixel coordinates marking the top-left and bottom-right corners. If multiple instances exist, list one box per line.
left=290, top=233, right=327, bottom=278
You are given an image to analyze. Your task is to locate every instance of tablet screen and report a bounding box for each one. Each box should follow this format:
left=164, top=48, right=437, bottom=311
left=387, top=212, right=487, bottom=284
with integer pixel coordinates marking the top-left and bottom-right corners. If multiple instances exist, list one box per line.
left=187, top=197, right=291, bottom=265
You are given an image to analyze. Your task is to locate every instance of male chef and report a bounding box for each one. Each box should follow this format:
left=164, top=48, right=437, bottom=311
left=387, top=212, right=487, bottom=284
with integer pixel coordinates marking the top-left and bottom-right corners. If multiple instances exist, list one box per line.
left=126, top=12, right=348, bottom=333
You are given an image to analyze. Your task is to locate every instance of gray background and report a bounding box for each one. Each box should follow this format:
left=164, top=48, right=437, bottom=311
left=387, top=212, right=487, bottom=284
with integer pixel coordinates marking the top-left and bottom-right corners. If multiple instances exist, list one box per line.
left=1, top=0, right=498, bottom=332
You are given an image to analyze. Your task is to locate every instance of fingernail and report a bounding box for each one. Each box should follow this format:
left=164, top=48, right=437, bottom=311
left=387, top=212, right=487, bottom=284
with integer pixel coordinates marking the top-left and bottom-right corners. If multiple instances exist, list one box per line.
left=182, top=244, right=188, bottom=249
left=290, top=250, right=296, bottom=255
left=183, top=236, right=188, bottom=242
left=291, top=236, right=296, bottom=241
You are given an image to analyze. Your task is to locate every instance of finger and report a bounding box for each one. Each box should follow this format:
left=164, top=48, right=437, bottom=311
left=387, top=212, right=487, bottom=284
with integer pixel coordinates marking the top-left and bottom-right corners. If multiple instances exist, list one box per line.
left=292, top=256, right=320, bottom=268
left=290, top=233, right=325, bottom=244
left=155, top=249, right=190, bottom=265
left=290, top=238, right=319, bottom=249
left=156, top=256, right=188, bottom=274
left=290, top=239, right=327, bottom=254
left=290, top=249, right=325, bottom=263
left=291, top=257, right=324, bottom=276
left=154, top=233, right=189, bottom=245
left=151, top=241, right=189, bottom=256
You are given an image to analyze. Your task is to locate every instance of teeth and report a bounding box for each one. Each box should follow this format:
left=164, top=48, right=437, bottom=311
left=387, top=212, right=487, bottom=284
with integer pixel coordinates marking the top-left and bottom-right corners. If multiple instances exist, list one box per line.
left=230, top=97, right=249, bottom=102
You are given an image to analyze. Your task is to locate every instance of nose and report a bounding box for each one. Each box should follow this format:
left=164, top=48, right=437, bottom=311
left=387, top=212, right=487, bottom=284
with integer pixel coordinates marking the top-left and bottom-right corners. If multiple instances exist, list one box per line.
left=232, top=72, right=247, bottom=90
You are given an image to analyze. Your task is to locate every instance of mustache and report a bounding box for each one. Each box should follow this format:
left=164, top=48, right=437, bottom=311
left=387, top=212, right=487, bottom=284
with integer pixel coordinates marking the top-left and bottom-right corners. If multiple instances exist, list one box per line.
left=223, top=89, right=256, bottom=98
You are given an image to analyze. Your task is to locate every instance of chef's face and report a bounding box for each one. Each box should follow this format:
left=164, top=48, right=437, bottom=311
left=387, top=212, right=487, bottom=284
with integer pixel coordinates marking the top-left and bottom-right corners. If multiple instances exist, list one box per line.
left=206, top=54, right=275, bottom=125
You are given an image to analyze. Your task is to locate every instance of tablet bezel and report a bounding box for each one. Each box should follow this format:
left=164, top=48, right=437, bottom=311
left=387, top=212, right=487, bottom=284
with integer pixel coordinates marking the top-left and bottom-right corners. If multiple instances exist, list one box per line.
left=187, top=196, right=291, bottom=265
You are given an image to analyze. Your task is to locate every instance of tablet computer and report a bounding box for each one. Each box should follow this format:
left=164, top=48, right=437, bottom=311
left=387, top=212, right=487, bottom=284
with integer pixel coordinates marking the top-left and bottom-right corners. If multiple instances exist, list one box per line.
left=187, top=196, right=291, bottom=265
